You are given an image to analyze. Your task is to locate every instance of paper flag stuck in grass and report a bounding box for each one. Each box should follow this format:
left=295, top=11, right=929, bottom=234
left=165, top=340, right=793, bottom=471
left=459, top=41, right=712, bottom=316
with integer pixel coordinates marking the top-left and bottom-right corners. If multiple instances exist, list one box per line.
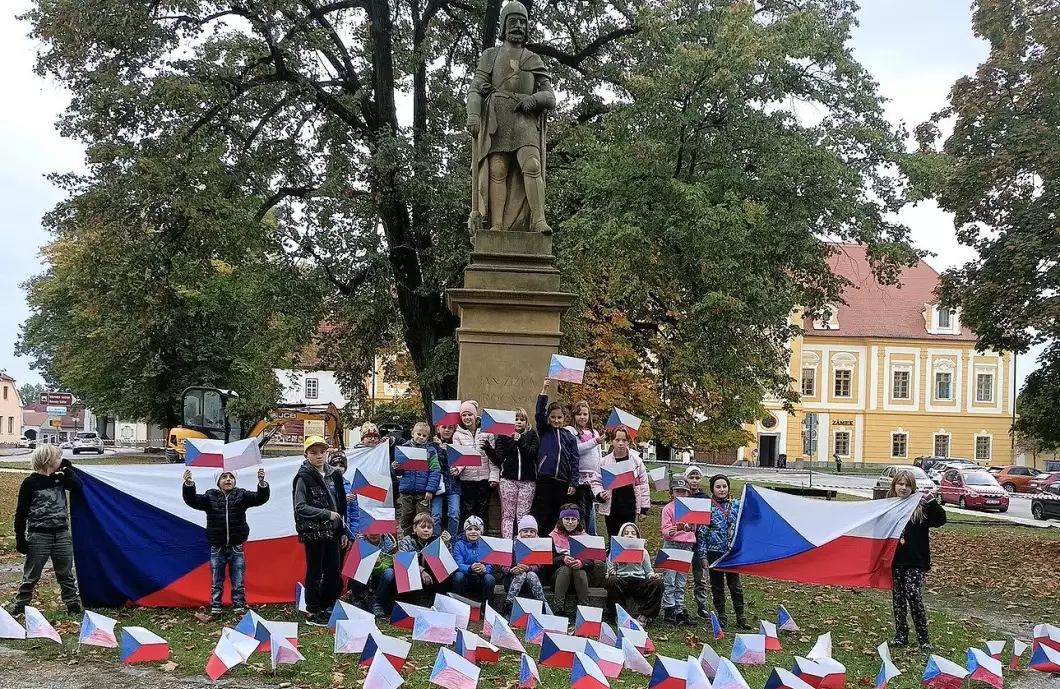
left=234, top=609, right=269, bottom=651
left=343, top=537, right=383, bottom=585
left=539, top=633, right=589, bottom=669
left=423, top=538, right=459, bottom=584
left=586, top=639, right=624, bottom=679
left=572, top=651, right=610, bottom=689
left=674, top=497, right=713, bottom=525
left=984, top=640, right=1005, bottom=661
left=875, top=642, right=901, bottom=689
left=777, top=605, right=799, bottom=632
left=413, top=609, right=459, bottom=645
left=262, top=621, right=299, bottom=653
left=434, top=593, right=472, bottom=631
left=335, top=619, right=380, bottom=654
left=526, top=612, right=569, bottom=645
left=617, top=627, right=655, bottom=654
left=549, top=354, right=587, bottom=384
left=654, top=548, right=693, bottom=574
left=1033, top=623, right=1060, bottom=650
left=816, top=657, right=847, bottom=689
left=570, top=534, right=607, bottom=561
left=1010, top=639, right=1028, bottom=670
left=391, top=601, right=431, bottom=630
left=120, top=626, right=169, bottom=664
left=710, top=610, right=724, bottom=640
left=965, top=648, right=1003, bottom=689
left=922, top=655, right=968, bottom=689
left=760, top=620, right=782, bottom=651
left=714, top=657, right=753, bottom=689
left=205, top=628, right=259, bottom=680
left=430, top=647, right=481, bottom=689
left=686, top=655, right=713, bottom=689
left=360, top=506, right=397, bottom=535
left=731, top=634, right=767, bottom=665
left=605, top=408, right=642, bottom=437
left=622, top=637, right=654, bottom=675
left=394, top=550, right=424, bottom=593
left=599, top=622, right=619, bottom=649
left=515, top=537, right=554, bottom=566
left=364, top=653, right=406, bottom=689
left=432, top=400, right=462, bottom=426
left=615, top=605, right=643, bottom=632
left=482, top=603, right=500, bottom=638
left=511, top=597, right=547, bottom=629
left=455, top=629, right=499, bottom=664
left=329, top=599, right=374, bottom=631
left=808, top=632, right=832, bottom=661
left=360, top=632, right=412, bottom=672
left=0, top=607, right=25, bottom=639
left=520, top=653, right=540, bottom=688
left=765, top=667, right=815, bottom=689
left=480, top=536, right=514, bottom=567
left=447, top=592, right=482, bottom=623
left=575, top=606, right=603, bottom=638
left=792, top=657, right=825, bottom=687
left=699, top=643, right=721, bottom=679
left=489, top=611, right=526, bottom=654
left=270, top=633, right=305, bottom=670
left=295, top=582, right=308, bottom=613
left=601, top=460, right=637, bottom=490
left=79, top=610, right=118, bottom=648
left=1029, top=643, right=1060, bottom=673
left=648, top=466, right=670, bottom=491
left=481, top=409, right=518, bottom=435
left=395, top=446, right=430, bottom=472
left=609, top=536, right=646, bottom=564
left=649, top=654, right=687, bottom=689
left=352, top=467, right=393, bottom=502
left=447, top=444, right=483, bottom=468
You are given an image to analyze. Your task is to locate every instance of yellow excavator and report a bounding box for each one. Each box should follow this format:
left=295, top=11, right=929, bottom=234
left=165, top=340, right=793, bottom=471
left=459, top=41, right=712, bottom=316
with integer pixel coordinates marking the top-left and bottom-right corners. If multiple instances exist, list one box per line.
left=165, top=385, right=345, bottom=463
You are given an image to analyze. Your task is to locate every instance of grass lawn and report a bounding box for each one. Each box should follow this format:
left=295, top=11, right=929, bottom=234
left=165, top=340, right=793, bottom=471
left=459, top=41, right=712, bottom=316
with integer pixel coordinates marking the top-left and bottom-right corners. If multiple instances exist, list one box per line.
left=0, top=466, right=1056, bottom=688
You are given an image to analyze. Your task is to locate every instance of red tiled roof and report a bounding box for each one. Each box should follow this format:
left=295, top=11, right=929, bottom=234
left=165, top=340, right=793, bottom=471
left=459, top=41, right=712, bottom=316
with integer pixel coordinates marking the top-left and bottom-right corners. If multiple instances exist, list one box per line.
left=804, top=244, right=977, bottom=342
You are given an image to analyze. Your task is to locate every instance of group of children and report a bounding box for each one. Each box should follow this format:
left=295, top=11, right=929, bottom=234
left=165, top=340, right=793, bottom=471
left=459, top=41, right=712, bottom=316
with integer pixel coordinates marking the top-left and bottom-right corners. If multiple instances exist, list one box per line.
left=10, top=415, right=947, bottom=650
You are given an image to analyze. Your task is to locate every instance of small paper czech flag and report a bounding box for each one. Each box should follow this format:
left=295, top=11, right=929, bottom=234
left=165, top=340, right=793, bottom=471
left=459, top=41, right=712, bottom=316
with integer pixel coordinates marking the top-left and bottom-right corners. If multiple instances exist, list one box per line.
left=515, top=537, right=554, bottom=566
left=984, top=640, right=1005, bottom=661
left=519, top=653, right=541, bottom=688
left=1029, top=643, right=1060, bottom=673
left=808, top=632, right=832, bottom=660
left=674, top=497, right=713, bottom=525
left=572, top=651, right=610, bottom=689
left=360, top=631, right=412, bottom=671
left=1010, top=639, right=1028, bottom=670
left=79, top=610, right=118, bottom=648
left=875, top=642, right=901, bottom=689
left=686, top=655, right=714, bottom=689
left=0, top=607, right=25, bottom=640
left=765, top=667, right=816, bottom=689
left=394, top=551, right=424, bottom=593
left=448, top=444, right=483, bottom=468
left=710, top=610, right=724, bottom=640
left=364, top=652, right=406, bottom=689
left=269, top=633, right=305, bottom=671
left=730, top=634, right=767, bottom=665
left=335, top=619, right=379, bottom=654
left=480, top=535, right=514, bottom=567
left=599, top=622, right=619, bottom=648
left=648, top=466, right=670, bottom=491
left=617, top=627, right=655, bottom=654
left=329, top=599, right=374, bottom=631
left=777, top=605, right=799, bottom=632
left=1033, top=622, right=1060, bottom=652
left=526, top=612, right=569, bottom=645
left=654, top=548, right=693, bottom=574
left=511, top=597, right=546, bottom=629
left=608, top=536, right=646, bottom=564
left=432, top=400, right=462, bottom=426
left=395, top=445, right=431, bottom=472
left=615, top=604, right=644, bottom=632
left=390, top=601, right=431, bottom=630
left=351, top=467, right=392, bottom=502
left=413, top=609, right=459, bottom=645
left=423, top=537, right=459, bottom=584
left=447, top=592, right=482, bottom=622
left=622, top=637, right=654, bottom=675
left=648, top=654, right=688, bottom=689
left=205, top=627, right=258, bottom=680
left=488, top=610, right=526, bottom=654
left=792, top=657, right=825, bottom=686
left=233, top=609, right=269, bottom=651
left=294, top=581, right=308, bottom=613
left=759, top=620, right=782, bottom=651
left=922, top=654, right=969, bottom=689
left=586, top=639, right=624, bottom=678
left=601, top=459, right=637, bottom=490
left=965, top=648, right=1003, bottom=689
left=714, top=657, right=753, bottom=689
left=429, top=647, right=481, bottom=689
left=817, top=657, right=847, bottom=689
left=549, top=354, right=587, bottom=385
left=184, top=437, right=224, bottom=467
left=481, top=408, right=517, bottom=435
left=699, top=643, right=721, bottom=679
left=605, top=408, right=642, bottom=438
left=359, top=506, right=397, bottom=535
left=343, top=537, right=382, bottom=585
left=575, top=605, right=603, bottom=638
left=120, top=626, right=169, bottom=664
left=434, top=593, right=472, bottom=630
left=570, top=534, right=607, bottom=561
left=220, top=437, right=263, bottom=472
left=539, top=633, right=589, bottom=670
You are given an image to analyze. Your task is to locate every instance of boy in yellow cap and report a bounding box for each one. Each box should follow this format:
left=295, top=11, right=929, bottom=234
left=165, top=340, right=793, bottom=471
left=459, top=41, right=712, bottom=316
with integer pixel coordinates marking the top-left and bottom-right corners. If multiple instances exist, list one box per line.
left=293, top=435, right=347, bottom=625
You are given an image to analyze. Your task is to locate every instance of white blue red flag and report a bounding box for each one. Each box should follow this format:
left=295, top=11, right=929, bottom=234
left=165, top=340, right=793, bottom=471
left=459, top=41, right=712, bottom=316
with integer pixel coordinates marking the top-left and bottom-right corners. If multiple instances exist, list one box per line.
left=205, top=627, right=258, bottom=680
left=572, top=652, right=610, bottom=689
left=0, top=607, right=25, bottom=640
left=699, top=643, right=721, bottom=678
left=598, top=622, right=618, bottom=648
left=922, top=655, right=968, bottom=689
left=570, top=534, right=606, bottom=561
left=1010, top=639, right=1028, bottom=670
left=488, top=610, right=525, bottom=654
left=585, top=639, right=624, bottom=678
left=648, top=466, right=670, bottom=491
left=714, top=657, right=752, bottom=689
left=549, top=354, right=587, bottom=385
left=601, top=460, right=637, bottom=490
left=648, top=654, right=687, bottom=689
left=608, top=537, right=645, bottom=564
left=447, top=445, right=482, bottom=468
left=526, top=612, right=569, bottom=645
left=617, top=627, right=654, bottom=654
left=519, top=653, right=540, bottom=688
left=515, top=537, right=554, bottom=566
left=792, top=657, right=825, bottom=686
left=1029, top=643, right=1060, bottom=672
left=335, top=619, right=379, bottom=654
left=1033, top=623, right=1060, bottom=652
left=432, top=400, right=462, bottom=426
left=539, top=633, right=589, bottom=669
left=654, top=548, right=693, bottom=574
left=760, top=620, right=782, bottom=650
left=686, top=655, right=713, bottom=689
left=713, top=485, right=919, bottom=589
left=480, top=536, right=514, bottom=567
left=184, top=437, right=224, bottom=467
left=710, top=610, right=724, bottom=639
left=395, top=446, right=430, bottom=472
left=875, top=642, right=901, bottom=689
left=730, top=633, right=766, bottom=665
left=359, top=506, right=397, bottom=535
left=984, top=640, right=1005, bottom=661
left=430, top=647, right=480, bottom=689
left=364, top=652, right=406, bottom=689
left=329, top=600, right=374, bottom=631
left=414, top=609, right=458, bottom=645
left=270, top=632, right=304, bottom=670
left=674, top=497, right=713, bottom=525
left=351, top=467, right=392, bottom=502
left=965, top=648, right=1003, bottom=689
left=434, top=593, right=472, bottom=630
left=615, top=604, right=643, bottom=631
left=423, top=538, right=459, bottom=584
left=394, top=551, right=423, bottom=594
left=765, top=667, right=815, bottom=689
left=481, top=409, right=517, bottom=435
left=605, top=408, right=642, bottom=438
left=360, top=631, right=412, bottom=671
left=778, top=605, right=799, bottom=632
left=574, top=605, right=603, bottom=638
left=343, top=538, right=382, bottom=585
left=120, top=626, right=169, bottom=664
left=621, top=637, right=653, bottom=675
left=294, top=582, right=308, bottom=613
left=79, top=610, right=118, bottom=648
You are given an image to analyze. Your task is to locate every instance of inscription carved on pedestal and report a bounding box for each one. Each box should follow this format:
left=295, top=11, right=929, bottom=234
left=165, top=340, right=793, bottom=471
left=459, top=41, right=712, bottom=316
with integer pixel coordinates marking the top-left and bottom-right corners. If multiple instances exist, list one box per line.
left=478, top=375, right=539, bottom=409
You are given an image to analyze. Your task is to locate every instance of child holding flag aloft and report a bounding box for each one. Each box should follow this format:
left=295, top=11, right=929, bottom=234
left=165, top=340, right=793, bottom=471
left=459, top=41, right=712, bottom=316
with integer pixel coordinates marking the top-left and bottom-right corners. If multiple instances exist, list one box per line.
left=660, top=477, right=695, bottom=626
left=695, top=474, right=749, bottom=629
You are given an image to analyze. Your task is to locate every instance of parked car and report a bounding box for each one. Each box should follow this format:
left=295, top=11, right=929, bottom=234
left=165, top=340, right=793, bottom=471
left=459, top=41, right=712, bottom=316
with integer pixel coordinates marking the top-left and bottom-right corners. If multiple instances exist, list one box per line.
left=872, top=465, right=936, bottom=499
left=72, top=431, right=104, bottom=455
left=938, top=468, right=1009, bottom=512
left=986, top=466, right=1004, bottom=475
left=1028, top=471, right=1060, bottom=493
left=59, top=441, right=73, bottom=450
left=928, top=460, right=976, bottom=484
left=992, top=465, right=1042, bottom=493
left=17, top=436, right=36, bottom=449
left=914, top=456, right=976, bottom=473
left=1030, top=484, right=1060, bottom=521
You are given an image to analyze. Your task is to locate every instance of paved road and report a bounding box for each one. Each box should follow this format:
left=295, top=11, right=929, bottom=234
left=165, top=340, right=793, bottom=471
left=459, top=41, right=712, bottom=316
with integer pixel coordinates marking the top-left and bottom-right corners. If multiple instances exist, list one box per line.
left=0, top=446, right=135, bottom=461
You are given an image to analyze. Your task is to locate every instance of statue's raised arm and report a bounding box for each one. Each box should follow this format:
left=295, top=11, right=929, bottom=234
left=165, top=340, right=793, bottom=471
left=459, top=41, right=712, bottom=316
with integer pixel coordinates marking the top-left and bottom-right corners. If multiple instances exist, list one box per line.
left=466, top=1, right=556, bottom=234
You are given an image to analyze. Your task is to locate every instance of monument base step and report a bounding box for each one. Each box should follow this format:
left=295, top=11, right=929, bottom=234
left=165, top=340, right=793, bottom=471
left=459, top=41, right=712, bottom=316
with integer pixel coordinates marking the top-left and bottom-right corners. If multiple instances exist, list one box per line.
left=490, top=585, right=608, bottom=610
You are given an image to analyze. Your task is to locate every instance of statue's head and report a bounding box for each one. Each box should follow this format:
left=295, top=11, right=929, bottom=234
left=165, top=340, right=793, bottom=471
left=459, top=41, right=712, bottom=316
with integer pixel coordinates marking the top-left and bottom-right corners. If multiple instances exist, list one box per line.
left=500, top=1, right=529, bottom=46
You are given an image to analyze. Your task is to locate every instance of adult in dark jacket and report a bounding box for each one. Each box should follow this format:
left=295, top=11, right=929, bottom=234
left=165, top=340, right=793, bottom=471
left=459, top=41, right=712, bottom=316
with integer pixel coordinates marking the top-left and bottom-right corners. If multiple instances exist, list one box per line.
left=488, top=409, right=539, bottom=539
left=182, top=465, right=270, bottom=613
left=293, top=435, right=348, bottom=626
left=888, top=469, right=946, bottom=650
left=12, top=445, right=83, bottom=614
left=529, top=380, right=579, bottom=537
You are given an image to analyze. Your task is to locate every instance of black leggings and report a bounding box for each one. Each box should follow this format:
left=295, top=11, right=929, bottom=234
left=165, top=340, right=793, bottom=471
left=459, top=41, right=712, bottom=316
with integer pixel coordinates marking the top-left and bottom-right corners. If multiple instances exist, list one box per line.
left=303, top=537, right=342, bottom=614
left=460, top=480, right=491, bottom=531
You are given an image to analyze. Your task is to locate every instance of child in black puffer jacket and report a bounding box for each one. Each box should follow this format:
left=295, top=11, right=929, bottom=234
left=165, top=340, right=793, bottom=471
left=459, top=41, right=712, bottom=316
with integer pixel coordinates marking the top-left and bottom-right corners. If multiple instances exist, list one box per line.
left=183, top=466, right=270, bottom=614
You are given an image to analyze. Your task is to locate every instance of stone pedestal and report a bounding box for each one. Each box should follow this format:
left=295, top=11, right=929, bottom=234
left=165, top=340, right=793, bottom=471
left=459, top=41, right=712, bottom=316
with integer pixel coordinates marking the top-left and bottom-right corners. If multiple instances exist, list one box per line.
left=446, top=231, right=575, bottom=416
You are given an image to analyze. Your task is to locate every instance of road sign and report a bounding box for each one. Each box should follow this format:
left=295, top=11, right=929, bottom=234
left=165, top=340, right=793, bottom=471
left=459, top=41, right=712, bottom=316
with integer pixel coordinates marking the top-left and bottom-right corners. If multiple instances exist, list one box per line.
left=41, top=392, right=74, bottom=406
left=46, top=406, right=68, bottom=416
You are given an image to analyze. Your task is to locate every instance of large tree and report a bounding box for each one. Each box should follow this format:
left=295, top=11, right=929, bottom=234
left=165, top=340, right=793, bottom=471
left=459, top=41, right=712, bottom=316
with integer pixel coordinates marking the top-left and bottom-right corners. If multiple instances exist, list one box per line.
left=914, top=1, right=1060, bottom=416
left=21, top=0, right=919, bottom=439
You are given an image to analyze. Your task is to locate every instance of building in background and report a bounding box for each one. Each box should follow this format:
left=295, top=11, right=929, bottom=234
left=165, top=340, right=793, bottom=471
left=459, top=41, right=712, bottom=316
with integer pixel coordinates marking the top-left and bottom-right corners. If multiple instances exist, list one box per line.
left=0, top=373, right=24, bottom=444
left=22, top=401, right=84, bottom=444
left=744, top=245, right=1016, bottom=467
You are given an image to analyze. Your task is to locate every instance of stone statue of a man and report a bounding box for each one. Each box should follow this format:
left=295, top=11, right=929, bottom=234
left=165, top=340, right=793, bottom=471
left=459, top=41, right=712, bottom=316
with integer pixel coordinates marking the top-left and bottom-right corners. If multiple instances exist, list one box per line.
left=466, top=1, right=556, bottom=233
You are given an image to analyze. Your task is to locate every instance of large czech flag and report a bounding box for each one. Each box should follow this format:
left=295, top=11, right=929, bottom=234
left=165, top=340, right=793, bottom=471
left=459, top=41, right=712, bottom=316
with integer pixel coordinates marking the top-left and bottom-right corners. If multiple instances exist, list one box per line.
left=70, top=444, right=392, bottom=607
left=713, top=485, right=920, bottom=589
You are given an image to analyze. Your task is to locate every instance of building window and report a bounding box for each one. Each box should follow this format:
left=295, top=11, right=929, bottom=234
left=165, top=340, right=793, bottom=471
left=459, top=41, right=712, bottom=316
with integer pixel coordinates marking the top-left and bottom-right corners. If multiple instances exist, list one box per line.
left=975, top=373, right=994, bottom=403
left=834, top=369, right=852, bottom=398
left=933, top=434, right=950, bottom=457
left=6, top=417, right=12, bottom=434
left=833, top=431, right=850, bottom=457
left=892, top=370, right=911, bottom=400
left=801, top=368, right=815, bottom=397
left=305, top=378, right=319, bottom=400
left=891, top=432, right=908, bottom=458
left=934, top=372, right=952, bottom=400
left=2, top=386, right=6, bottom=400
left=938, top=308, right=952, bottom=329
left=975, top=435, right=992, bottom=462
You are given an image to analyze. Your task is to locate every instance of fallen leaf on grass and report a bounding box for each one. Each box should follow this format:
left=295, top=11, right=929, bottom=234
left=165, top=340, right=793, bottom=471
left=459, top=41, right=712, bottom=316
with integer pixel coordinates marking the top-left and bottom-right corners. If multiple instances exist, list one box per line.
left=159, top=661, right=178, bottom=672
left=332, top=671, right=345, bottom=687
left=192, top=611, right=213, bottom=623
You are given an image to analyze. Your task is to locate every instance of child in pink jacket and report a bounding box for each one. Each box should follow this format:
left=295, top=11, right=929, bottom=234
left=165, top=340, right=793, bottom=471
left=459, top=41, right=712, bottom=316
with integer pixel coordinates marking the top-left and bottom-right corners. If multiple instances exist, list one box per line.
left=453, top=400, right=498, bottom=532
left=660, top=476, right=695, bottom=626
left=590, top=427, right=650, bottom=543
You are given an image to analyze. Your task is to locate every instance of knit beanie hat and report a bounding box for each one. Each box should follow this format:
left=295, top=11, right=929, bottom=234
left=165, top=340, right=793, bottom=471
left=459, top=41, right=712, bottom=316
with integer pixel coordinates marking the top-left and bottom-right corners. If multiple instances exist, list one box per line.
left=464, top=515, right=484, bottom=531
left=684, top=465, right=703, bottom=479
left=460, top=400, right=479, bottom=416
left=214, top=470, right=236, bottom=488
left=518, top=515, right=538, bottom=532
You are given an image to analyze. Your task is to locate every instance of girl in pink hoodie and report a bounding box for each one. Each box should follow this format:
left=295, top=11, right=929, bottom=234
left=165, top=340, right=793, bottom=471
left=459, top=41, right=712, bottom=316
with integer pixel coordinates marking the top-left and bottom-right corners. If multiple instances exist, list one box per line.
left=591, top=427, right=651, bottom=544
left=452, top=401, right=498, bottom=532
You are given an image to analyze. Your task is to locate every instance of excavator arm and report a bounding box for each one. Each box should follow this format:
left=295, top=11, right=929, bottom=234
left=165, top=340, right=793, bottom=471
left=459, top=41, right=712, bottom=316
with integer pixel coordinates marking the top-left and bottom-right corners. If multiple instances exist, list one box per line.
left=248, top=404, right=345, bottom=451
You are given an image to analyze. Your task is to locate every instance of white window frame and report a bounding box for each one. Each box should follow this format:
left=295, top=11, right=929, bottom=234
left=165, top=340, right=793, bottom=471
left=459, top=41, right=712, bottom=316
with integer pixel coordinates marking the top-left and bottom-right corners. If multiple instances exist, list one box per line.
left=833, top=430, right=851, bottom=458
left=892, top=369, right=911, bottom=400
left=801, top=367, right=816, bottom=397
left=833, top=368, right=853, bottom=399
left=975, top=372, right=994, bottom=403
left=934, top=371, right=952, bottom=401
left=975, top=434, right=992, bottom=462
left=933, top=432, right=950, bottom=458
left=891, top=429, right=909, bottom=459
left=938, top=308, right=952, bottom=329
left=305, top=377, right=319, bottom=400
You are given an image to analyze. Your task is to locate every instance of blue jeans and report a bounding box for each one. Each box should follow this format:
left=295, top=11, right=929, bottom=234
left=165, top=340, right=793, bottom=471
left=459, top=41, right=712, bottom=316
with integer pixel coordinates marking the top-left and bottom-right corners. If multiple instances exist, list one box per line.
left=452, top=570, right=496, bottom=606
left=661, top=541, right=693, bottom=613
left=210, top=545, right=246, bottom=608
left=432, top=492, right=462, bottom=537
left=588, top=503, right=598, bottom=536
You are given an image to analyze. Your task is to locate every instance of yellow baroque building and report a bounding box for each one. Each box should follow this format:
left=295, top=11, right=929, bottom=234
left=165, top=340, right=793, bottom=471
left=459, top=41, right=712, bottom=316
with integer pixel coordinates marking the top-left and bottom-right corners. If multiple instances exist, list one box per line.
left=742, top=245, right=1016, bottom=467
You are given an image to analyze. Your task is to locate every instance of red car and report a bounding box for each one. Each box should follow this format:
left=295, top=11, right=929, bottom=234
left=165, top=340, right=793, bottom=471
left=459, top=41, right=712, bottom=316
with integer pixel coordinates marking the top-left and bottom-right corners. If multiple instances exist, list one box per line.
left=938, top=468, right=1010, bottom=512
left=1028, top=471, right=1060, bottom=493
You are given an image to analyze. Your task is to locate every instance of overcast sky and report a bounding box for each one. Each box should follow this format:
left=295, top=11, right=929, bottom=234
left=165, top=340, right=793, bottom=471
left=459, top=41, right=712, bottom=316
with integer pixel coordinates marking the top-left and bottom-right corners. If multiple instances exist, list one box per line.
left=0, top=0, right=1043, bottom=391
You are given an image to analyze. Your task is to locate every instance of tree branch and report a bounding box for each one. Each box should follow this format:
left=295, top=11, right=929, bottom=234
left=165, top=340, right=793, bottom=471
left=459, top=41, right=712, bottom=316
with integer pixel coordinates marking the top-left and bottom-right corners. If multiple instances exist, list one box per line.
left=528, top=25, right=639, bottom=72
left=255, top=186, right=318, bottom=222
